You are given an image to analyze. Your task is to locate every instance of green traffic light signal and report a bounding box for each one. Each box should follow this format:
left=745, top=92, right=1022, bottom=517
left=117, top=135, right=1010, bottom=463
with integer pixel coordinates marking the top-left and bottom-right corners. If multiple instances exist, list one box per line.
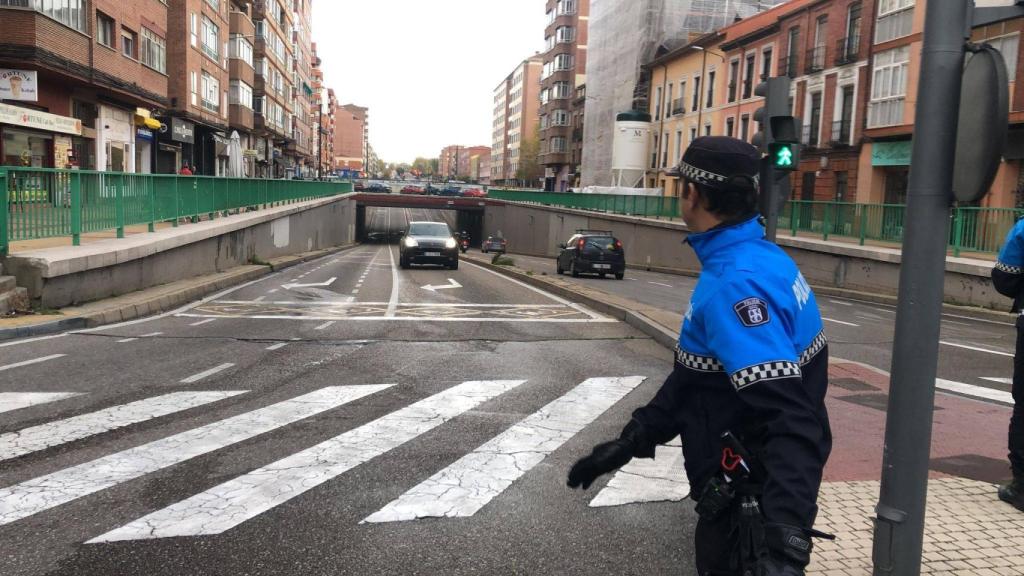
left=769, top=142, right=797, bottom=171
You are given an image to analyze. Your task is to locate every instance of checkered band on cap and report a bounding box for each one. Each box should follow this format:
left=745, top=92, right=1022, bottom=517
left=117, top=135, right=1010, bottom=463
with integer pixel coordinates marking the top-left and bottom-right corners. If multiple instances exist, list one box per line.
left=799, top=331, right=828, bottom=365
left=731, top=361, right=801, bottom=390
left=675, top=346, right=724, bottom=372
left=679, top=161, right=760, bottom=188
left=996, top=261, right=1024, bottom=275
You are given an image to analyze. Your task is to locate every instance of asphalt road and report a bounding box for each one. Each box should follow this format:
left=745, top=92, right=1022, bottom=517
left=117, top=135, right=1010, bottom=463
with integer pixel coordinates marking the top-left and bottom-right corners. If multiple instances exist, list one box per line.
left=493, top=247, right=1019, bottom=401
left=0, top=206, right=1017, bottom=575
left=0, top=207, right=687, bottom=576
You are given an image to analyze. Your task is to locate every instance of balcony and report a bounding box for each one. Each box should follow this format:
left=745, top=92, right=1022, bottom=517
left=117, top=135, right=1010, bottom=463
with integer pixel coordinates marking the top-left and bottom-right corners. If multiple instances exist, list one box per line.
left=831, top=119, right=852, bottom=147
left=230, top=10, right=256, bottom=36
left=778, top=56, right=798, bottom=78
left=801, top=124, right=820, bottom=148
left=671, top=97, right=684, bottom=116
left=835, top=36, right=860, bottom=66
left=805, top=45, right=826, bottom=74
left=229, top=59, right=255, bottom=85
left=230, top=104, right=255, bottom=130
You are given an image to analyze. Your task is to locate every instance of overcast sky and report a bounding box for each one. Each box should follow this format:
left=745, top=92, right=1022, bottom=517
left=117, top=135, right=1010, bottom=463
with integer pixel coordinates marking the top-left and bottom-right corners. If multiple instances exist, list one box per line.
left=311, top=1, right=547, bottom=164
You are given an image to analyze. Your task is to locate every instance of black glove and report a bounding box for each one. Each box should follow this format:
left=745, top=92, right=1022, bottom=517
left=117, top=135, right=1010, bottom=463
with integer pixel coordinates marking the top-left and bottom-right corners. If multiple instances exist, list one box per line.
left=757, top=556, right=804, bottom=576
left=764, top=522, right=814, bottom=569
left=566, top=438, right=634, bottom=490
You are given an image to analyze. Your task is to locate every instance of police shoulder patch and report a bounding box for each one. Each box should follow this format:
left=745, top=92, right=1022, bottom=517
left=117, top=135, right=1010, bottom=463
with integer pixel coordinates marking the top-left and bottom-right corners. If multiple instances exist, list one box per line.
left=733, top=297, right=770, bottom=327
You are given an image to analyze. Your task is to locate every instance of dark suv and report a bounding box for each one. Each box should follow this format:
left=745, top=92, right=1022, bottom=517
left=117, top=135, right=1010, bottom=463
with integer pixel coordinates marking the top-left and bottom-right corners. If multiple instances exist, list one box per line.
left=399, top=221, right=459, bottom=270
left=556, top=230, right=625, bottom=279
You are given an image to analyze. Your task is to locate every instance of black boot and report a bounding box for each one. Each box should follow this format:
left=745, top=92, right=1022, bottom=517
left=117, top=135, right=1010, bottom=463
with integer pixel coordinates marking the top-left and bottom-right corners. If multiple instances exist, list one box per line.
left=998, top=477, right=1024, bottom=512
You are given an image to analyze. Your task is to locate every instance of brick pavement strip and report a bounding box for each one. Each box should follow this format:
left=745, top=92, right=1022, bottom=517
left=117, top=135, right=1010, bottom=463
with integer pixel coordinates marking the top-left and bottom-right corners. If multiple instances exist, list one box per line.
left=810, top=478, right=1024, bottom=575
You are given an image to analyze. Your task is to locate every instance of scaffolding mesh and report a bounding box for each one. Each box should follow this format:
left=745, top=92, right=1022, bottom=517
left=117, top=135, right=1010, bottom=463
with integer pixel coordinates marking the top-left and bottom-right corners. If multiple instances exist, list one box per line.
left=582, top=0, right=785, bottom=187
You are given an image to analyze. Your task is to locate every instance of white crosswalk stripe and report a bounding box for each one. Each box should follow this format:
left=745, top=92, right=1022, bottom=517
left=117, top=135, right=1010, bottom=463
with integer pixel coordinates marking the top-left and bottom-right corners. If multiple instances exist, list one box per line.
left=363, top=376, right=646, bottom=523
left=0, top=392, right=82, bottom=414
left=92, top=380, right=526, bottom=542
left=0, top=391, right=247, bottom=461
left=589, top=437, right=690, bottom=508
left=0, top=385, right=391, bottom=526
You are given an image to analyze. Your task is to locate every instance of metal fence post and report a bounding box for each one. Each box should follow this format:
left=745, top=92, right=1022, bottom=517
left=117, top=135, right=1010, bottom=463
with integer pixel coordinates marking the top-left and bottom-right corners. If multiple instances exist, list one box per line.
left=192, top=178, right=199, bottom=224
left=70, top=172, right=82, bottom=246
left=859, top=204, right=868, bottom=246
left=0, top=168, right=8, bottom=257
left=823, top=202, right=832, bottom=241
left=790, top=201, right=798, bottom=237
left=115, top=174, right=125, bottom=239
left=147, top=175, right=156, bottom=233
left=952, top=208, right=964, bottom=258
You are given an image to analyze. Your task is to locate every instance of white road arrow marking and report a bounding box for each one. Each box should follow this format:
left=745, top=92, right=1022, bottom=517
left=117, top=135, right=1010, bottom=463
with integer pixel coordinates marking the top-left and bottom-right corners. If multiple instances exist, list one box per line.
left=421, top=279, right=462, bottom=292
left=282, top=277, right=337, bottom=290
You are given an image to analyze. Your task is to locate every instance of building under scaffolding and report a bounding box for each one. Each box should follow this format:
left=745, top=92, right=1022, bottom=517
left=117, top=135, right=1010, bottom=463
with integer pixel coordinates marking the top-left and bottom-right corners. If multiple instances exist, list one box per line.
left=581, top=0, right=785, bottom=187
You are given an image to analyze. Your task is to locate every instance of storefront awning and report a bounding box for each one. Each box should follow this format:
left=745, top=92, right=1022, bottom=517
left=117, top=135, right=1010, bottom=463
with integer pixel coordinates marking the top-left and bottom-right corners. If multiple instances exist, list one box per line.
left=871, top=140, right=912, bottom=167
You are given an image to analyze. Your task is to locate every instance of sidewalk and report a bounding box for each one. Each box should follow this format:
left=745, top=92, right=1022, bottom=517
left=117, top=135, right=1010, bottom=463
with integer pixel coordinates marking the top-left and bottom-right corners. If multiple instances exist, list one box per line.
left=463, top=251, right=1022, bottom=576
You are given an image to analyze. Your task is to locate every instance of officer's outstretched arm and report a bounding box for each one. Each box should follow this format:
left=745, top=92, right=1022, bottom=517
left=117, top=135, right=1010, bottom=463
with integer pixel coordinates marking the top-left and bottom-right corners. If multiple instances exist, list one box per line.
left=566, top=370, right=684, bottom=490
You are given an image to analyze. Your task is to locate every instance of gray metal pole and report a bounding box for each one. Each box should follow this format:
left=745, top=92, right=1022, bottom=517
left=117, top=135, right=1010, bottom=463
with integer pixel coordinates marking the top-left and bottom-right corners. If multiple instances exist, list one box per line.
left=871, top=2, right=969, bottom=575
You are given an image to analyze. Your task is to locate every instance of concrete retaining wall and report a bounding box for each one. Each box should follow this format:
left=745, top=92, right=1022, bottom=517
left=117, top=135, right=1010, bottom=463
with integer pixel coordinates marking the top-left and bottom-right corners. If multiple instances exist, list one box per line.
left=4, top=196, right=357, bottom=308
left=483, top=201, right=1005, bottom=310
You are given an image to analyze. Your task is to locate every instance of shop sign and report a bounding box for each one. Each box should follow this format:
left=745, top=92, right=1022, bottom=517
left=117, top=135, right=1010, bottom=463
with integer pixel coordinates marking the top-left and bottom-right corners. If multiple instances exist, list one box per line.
left=0, top=102, right=81, bottom=135
left=0, top=69, right=38, bottom=101
left=136, top=128, right=154, bottom=141
left=170, top=117, right=195, bottom=144
left=243, top=149, right=259, bottom=157
left=871, top=140, right=913, bottom=167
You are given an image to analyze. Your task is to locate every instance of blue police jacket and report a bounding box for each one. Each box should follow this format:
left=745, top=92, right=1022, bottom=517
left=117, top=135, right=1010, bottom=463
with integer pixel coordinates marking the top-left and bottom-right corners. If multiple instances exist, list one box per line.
left=629, top=215, right=832, bottom=529
left=993, top=218, right=1024, bottom=311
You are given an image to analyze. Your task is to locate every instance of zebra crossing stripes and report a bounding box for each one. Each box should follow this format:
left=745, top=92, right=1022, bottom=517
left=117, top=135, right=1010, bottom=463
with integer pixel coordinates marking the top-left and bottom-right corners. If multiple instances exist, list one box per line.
left=0, top=392, right=82, bottom=414
left=362, top=376, right=647, bottom=523
left=0, top=385, right=392, bottom=526
left=588, top=438, right=690, bottom=508
left=91, top=380, right=527, bottom=542
left=0, top=391, right=248, bottom=461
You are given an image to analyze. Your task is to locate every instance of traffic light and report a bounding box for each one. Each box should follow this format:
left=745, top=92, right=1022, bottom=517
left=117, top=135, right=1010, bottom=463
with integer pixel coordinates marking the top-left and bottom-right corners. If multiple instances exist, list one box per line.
left=752, top=77, right=799, bottom=171
left=752, top=76, right=799, bottom=242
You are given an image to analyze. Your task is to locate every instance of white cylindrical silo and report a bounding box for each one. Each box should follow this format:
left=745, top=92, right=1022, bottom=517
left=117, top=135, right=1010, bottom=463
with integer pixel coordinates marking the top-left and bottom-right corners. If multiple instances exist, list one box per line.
left=611, top=110, right=652, bottom=187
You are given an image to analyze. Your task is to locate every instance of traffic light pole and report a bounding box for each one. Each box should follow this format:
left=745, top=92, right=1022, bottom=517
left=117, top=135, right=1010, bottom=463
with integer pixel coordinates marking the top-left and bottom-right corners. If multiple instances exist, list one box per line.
left=871, top=2, right=969, bottom=575
left=760, top=160, right=780, bottom=242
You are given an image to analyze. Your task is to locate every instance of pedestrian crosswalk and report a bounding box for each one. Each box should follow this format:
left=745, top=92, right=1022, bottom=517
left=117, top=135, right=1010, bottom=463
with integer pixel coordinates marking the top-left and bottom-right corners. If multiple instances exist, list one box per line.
left=1, top=375, right=692, bottom=545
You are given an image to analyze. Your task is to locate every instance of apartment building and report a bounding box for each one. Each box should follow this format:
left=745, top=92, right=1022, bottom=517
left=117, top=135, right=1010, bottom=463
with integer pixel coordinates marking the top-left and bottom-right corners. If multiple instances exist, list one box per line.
left=0, top=0, right=169, bottom=172
left=539, top=0, right=589, bottom=192
left=470, top=150, right=491, bottom=185
left=252, top=0, right=294, bottom=178
left=310, top=42, right=325, bottom=176
left=440, top=145, right=489, bottom=180
left=490, top=55, right=543, bottom=186
left=334, top=103, right=367, bottom=172
left=286, top=0, right=314, bottom=177
left=161, top=0, right=232, bottom=175
left=227, top=1, right=258, bottom=177
left=319, top=87, right=337, bottom=176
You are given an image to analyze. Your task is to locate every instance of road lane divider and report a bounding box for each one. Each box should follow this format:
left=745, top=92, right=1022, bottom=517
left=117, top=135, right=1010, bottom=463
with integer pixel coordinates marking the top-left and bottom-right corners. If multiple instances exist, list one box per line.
left=0, top=392, right=81, bottom=414
left=363, top=376, right=646, bottom=523
left=0, top=354, right=66, bottom=373
left=180, top=363, right=235, bottom=383
left=0, top=385, right=392, bottom=527
left=940, top=340, right=1014, bottom=357
left=92, top=379, right=527, bottom=541
left=0, top=391, right=248, bottom=461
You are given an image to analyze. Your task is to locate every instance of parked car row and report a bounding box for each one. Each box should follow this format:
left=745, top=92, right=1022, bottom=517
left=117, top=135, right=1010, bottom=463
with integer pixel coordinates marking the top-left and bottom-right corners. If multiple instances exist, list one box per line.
left=399, top=185, right=487, bottom=198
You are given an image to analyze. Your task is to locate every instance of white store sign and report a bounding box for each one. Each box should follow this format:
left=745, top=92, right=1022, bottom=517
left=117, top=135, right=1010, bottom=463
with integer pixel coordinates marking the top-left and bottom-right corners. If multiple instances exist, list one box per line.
left=0, top=69, right=38, bottom=102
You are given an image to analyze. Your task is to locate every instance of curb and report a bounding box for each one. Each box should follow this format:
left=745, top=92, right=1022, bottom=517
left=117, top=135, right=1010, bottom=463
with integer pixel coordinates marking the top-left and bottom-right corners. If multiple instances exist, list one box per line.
left=0, top=243, right=359, bottom=341
left=464, top=253, right=678, bottom=353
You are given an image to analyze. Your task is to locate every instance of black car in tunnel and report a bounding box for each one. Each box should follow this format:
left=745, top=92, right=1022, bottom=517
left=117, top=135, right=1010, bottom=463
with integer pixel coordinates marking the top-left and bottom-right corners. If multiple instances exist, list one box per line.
left=400, top=221, right=459, bottom=270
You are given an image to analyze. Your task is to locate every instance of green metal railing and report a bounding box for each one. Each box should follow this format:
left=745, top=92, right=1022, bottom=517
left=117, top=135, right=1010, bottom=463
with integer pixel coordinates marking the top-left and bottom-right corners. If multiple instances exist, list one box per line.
left=1, top=167, right=352, bottom=256
left=780, top=200, right=1023, bottom=256
left=487, top=189, right=680, bottom=219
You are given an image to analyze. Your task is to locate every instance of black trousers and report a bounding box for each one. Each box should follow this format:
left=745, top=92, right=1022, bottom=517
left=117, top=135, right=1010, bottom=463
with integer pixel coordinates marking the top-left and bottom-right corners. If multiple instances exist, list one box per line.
left=1012, top=316, right=1024, bottom=477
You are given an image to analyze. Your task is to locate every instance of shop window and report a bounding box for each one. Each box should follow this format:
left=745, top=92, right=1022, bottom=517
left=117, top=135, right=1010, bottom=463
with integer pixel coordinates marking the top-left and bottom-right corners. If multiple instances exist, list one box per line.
left=3, top=129, right=54, bottom=168
left=97, top=12, right=115, bottom=48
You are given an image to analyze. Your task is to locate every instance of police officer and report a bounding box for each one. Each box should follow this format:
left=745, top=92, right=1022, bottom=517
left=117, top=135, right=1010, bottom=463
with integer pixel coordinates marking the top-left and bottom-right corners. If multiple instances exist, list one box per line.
left=567, top=137, right=832, bottom=576
left=991, top=220, right=1024, bottom=512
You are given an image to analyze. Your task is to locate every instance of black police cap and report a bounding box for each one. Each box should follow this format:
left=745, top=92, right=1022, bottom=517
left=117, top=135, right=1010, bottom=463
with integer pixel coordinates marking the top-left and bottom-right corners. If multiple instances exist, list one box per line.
left=672, top=136, right=760, bottom=189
